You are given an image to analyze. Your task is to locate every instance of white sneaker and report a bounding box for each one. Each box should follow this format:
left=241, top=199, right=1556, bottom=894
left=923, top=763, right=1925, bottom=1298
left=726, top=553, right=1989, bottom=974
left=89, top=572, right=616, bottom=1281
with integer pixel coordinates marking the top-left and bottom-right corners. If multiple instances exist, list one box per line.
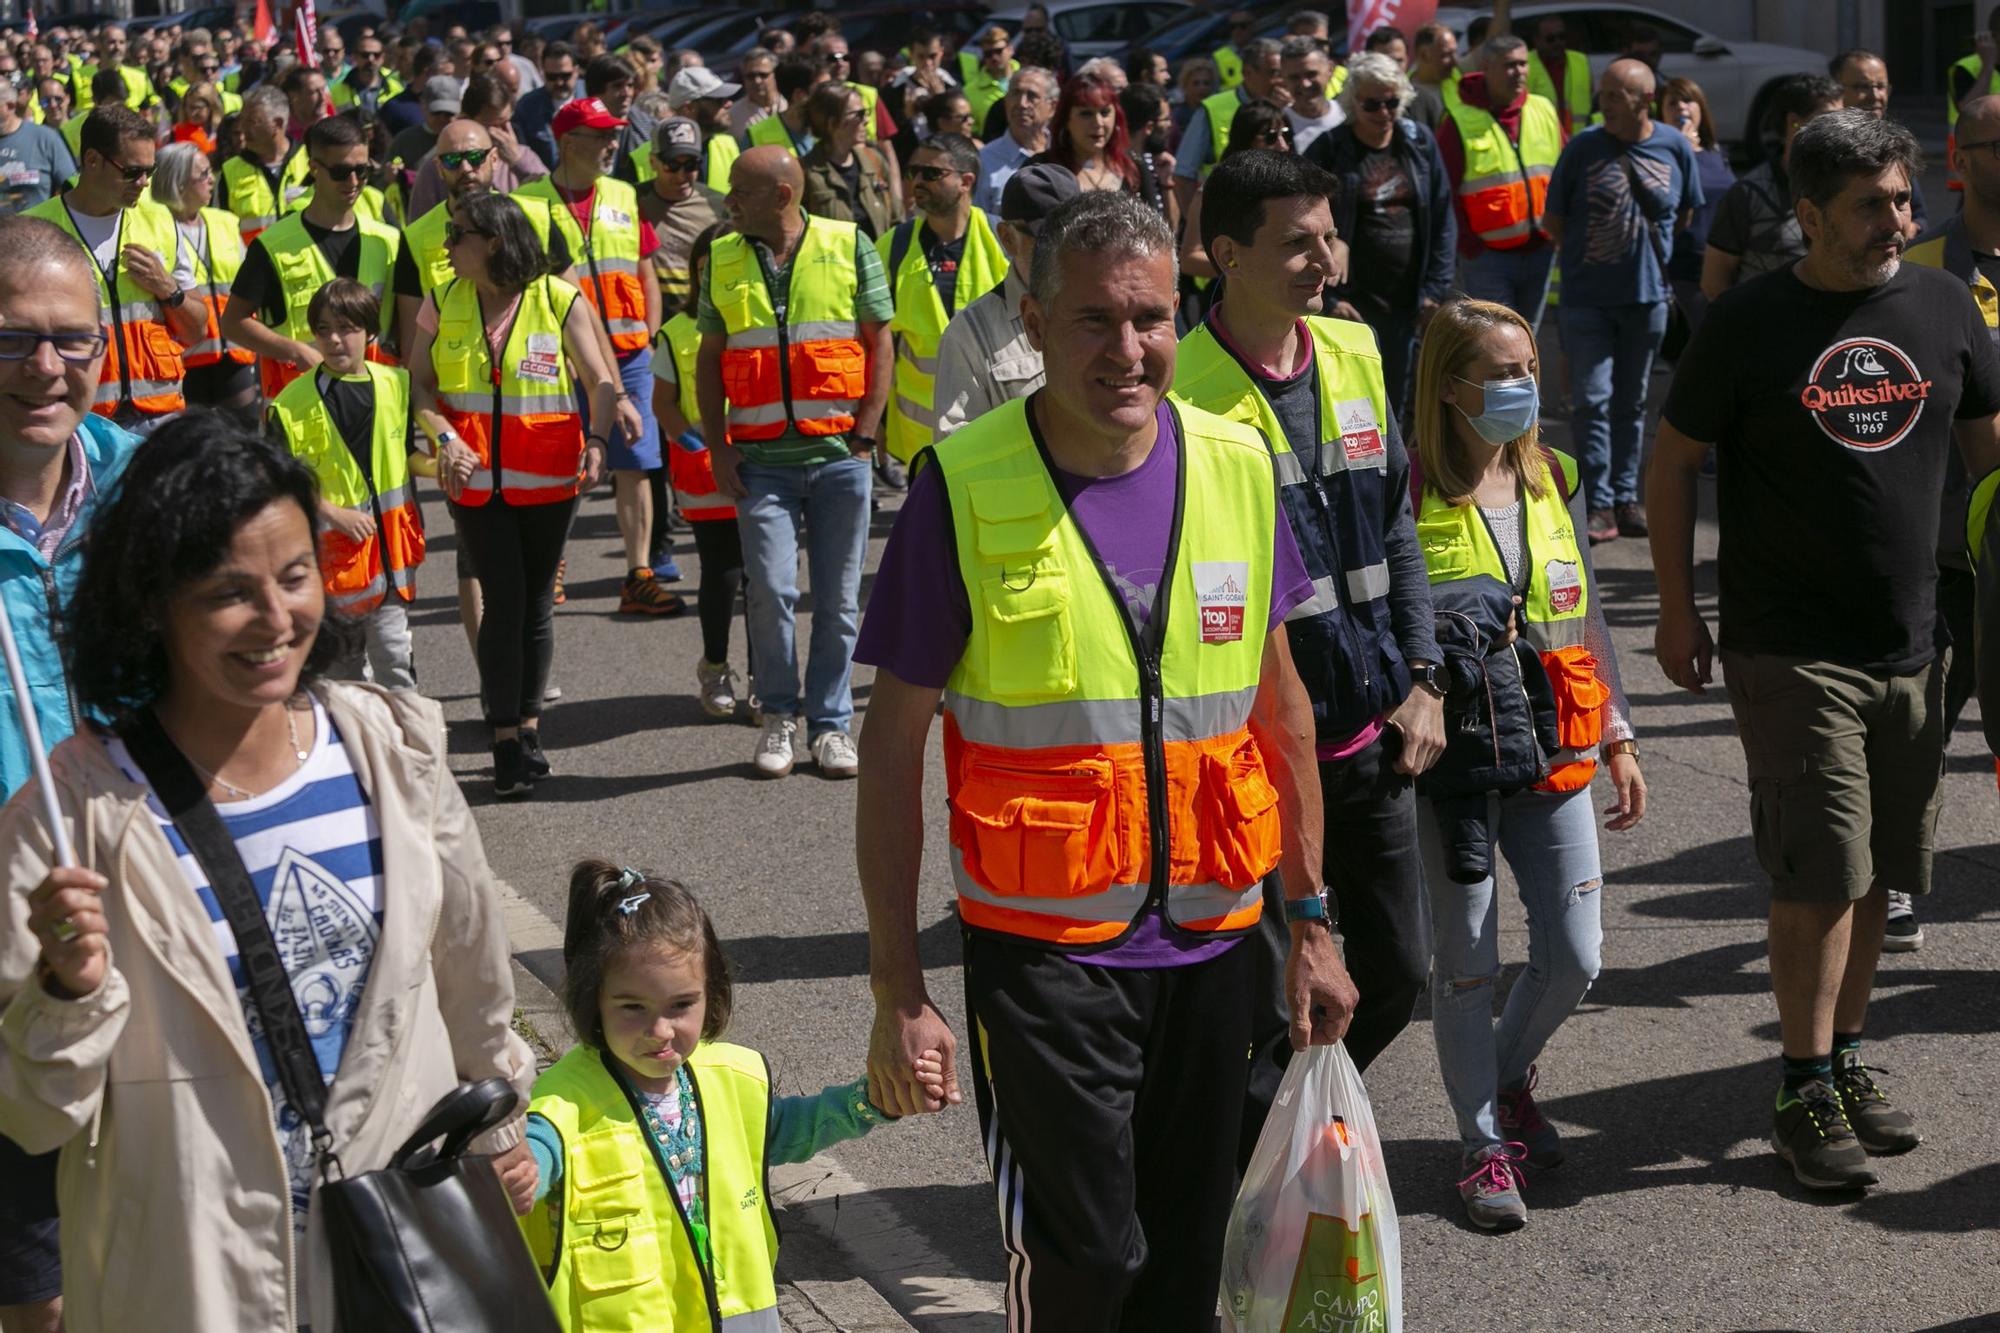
left=810, top=729, right=859, bottom=778
left=753, top=715, right=797, bottom=778
left=696, top=658, right=740, bottom=719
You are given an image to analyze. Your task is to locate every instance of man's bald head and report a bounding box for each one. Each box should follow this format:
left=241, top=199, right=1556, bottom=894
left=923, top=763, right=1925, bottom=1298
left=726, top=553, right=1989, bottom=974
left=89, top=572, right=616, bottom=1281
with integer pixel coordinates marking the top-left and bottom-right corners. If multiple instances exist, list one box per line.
left=437, top=119, right=497, bottom=201
left=1960, top=94, right=2000, bottom=145
left=1598, top=57, right=1658, bottom=141
left=1602, top=56, right=1656, bottom=99
left=735, top=144, right=803, bottom=195
left=1956, top=95, right=2000, bottom=214
left=726, top=145, right=805, bottom=244
left=436, top=118, right=493, bottom=154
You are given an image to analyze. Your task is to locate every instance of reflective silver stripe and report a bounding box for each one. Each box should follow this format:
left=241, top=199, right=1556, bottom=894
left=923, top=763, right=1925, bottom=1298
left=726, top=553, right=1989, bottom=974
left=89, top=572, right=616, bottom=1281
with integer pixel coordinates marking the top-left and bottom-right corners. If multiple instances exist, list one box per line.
left=728, top=327, right=784, bottom=350
left=729, top=401, right=792, bottom=426
left=1548, top=746, right=1596, bottom=769
left=1345, top=561, right=1390, bottom=604
left=906, top=347, right=938, bottom=376
left=129, top=378, right=182, bottom=401
left=387, top=561, right=419, bottom=594
left=719, top=1307, right=782, bottom=1333
left=943, top=686, right=1256, bottom=748
left=238, top=211, right=274, bottom=233
left=440, top=389, right=488, bottom=413
left=593, top=255, right=641, bottom=277
left=1164, top=880, right=1264, bottom=926
left=185, top=339, right=224, bottom=359
left=794, top=398, right=857, bottom=421
left=674, top=488, right=727, bottom=510
left=499, top=466, right=579, bottom=490
left=90, top=380, right=122, bottom=405
left=461, top=466, right=494, bottom=491
left=605, top=317, right=649, bottom=337
left=497, top=392, right=578, bottom=415
left=951, top=848, right=1150, bottom=923
left=115, top=300, right=162, bottom=322
left=1479, top=218, right=1534, bottom=242
left=893, top=391, right=931, bottom=426
left=1273, top=450, right=1307, bottom=485
left=1459, top=167, right=1527, bottom=193
left=329, top=572, right=387, bottom=609
left=1284, top=573, right=1342, bottom=621
left=374, top=484, right=414, bottom=511
left=726, top=319, right=861, bottom=351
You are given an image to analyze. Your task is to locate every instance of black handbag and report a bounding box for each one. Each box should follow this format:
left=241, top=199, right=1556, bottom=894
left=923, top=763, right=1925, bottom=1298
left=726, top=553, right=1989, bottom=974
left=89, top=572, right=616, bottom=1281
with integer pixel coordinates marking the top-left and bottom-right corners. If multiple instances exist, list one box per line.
left=121, top=710, right=562, bottom=1333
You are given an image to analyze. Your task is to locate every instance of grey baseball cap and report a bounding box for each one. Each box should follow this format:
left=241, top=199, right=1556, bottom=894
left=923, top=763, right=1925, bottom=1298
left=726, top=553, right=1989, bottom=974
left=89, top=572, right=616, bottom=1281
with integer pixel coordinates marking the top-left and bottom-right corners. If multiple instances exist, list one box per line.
left=423, top=75, right=461, bottom=114
left=1000, top=163, right=1080, bottom=227
left=653, top=116, right=702, bottom=163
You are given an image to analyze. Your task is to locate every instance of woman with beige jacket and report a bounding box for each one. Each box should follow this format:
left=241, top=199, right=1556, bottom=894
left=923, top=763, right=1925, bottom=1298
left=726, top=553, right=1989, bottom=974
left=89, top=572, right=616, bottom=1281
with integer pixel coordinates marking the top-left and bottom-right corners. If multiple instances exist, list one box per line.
left=0, top=416, right=537, bottom=1332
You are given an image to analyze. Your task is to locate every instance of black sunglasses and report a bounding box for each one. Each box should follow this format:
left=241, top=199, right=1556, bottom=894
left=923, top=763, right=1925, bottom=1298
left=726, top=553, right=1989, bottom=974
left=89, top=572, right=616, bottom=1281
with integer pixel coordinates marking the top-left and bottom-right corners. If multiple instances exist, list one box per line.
left=1358, top=97, right=1399, bottom=114
left=907, top=164, right=955, bottom=181
left=316, top=160, right=373, bottom=180
left=438, top=147, right=491, bottom=169
left=106, top=157, right=154, bottom=181
left=444, top=221, right=490, bottom=245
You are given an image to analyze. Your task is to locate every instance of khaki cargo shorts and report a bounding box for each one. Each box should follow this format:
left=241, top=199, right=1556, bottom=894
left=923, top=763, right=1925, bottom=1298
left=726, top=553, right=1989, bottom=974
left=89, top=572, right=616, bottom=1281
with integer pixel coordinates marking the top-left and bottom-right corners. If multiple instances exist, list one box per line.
left=1720, top=649, right=1949, bottom=904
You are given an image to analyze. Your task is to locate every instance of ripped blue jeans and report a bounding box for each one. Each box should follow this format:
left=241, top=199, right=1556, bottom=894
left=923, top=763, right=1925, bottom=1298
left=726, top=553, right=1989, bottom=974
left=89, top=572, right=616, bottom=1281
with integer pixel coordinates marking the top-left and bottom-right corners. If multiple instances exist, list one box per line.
left=1419, top=786, right=1604, bottom=1154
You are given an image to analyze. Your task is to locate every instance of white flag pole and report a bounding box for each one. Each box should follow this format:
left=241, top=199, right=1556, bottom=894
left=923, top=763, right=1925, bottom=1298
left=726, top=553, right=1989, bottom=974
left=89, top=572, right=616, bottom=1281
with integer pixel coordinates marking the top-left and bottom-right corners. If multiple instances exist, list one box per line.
left=0, top=593, right=75, bottom=867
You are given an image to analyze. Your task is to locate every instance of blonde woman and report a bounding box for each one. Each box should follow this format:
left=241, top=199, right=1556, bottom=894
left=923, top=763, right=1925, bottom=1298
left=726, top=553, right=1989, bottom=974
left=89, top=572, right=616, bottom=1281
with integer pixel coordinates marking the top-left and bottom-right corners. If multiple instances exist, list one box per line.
left=1410, top=298, right=1646, bottom=1233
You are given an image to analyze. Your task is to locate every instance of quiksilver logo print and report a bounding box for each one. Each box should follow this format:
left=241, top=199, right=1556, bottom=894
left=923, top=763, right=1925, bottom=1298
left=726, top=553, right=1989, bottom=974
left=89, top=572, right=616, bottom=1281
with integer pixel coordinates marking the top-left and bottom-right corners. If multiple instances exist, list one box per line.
left=1798, top=337, right=1933, bottom=451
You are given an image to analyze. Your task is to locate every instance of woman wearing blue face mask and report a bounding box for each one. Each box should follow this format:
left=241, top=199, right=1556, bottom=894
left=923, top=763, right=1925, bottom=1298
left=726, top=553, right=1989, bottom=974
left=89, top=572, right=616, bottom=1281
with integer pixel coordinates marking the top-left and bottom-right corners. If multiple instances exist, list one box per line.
left=1408, top=298, right=1647, bottom=1233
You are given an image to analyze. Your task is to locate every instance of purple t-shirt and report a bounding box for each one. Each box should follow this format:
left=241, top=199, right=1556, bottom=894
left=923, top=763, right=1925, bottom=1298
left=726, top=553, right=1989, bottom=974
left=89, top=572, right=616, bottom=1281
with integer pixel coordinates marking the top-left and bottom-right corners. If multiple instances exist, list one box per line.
left=854, top=400, right=1313, bottom=968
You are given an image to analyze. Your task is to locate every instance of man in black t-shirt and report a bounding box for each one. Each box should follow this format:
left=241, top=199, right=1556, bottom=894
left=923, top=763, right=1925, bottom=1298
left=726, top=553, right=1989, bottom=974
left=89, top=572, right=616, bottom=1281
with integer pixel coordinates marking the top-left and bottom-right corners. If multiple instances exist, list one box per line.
left=1650, top=111, right=2000, bottom=1193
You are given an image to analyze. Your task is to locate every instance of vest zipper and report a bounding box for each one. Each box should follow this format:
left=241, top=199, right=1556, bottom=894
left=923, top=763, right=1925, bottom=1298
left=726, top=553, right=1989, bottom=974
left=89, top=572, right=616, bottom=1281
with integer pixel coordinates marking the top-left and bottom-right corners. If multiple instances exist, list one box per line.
left=481, top=291, right=528, bottom=501
left=607, top=1053, right=726, bottom=1331
left=321, top=372, right=391, bottom=583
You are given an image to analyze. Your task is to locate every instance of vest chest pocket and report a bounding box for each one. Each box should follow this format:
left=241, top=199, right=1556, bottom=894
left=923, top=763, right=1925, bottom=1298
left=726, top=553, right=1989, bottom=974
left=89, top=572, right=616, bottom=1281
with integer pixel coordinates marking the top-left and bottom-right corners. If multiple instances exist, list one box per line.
left=979, top=574, right=1074, bottom=698
left=713, top=277, right=757, bottom=331
left=793, top=339, right=867, bottom=398
left=1197, top=734, right=1281, bottom=889
left=430, top=338, right=474, bottom=389
left=1418, top=524, right=1480, bottom=584
left=952, top=757, right=1117, bottom=899
left=567, top=1220, right=666, bottom=1325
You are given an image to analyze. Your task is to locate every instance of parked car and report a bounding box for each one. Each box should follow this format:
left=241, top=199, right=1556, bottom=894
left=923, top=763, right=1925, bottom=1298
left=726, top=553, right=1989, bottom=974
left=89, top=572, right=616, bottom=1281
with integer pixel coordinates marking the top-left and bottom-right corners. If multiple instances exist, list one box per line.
left=1115, top=0, right=1335, bottom=71
left=982, top=0, right=1189, bottom=63
left=830, top=2, right=993, bottom=60
left=1435, top=2, right=1824, bottom=157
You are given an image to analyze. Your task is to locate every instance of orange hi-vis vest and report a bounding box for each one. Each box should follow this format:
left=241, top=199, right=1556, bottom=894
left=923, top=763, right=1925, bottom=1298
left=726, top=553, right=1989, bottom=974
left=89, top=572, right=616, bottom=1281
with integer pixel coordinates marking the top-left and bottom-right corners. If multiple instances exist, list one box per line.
left=1447, top=92, right=1563, bottom=251
left=269, top=362, right=425, bottom=615
left=183, top=206, right=255, bottom=369
left=517, top=175, right=650, bottom=354
left=706, top=215, right=869, bottom=442
left=654, top=312, right=736, bottom=521
left=1416, top=448, right=1608, bottom=791
left=26, top=195, right=187, bottom=418
left=933, top=397, right=1282, bottom=948
left=432, top=274, right=587, bottom=507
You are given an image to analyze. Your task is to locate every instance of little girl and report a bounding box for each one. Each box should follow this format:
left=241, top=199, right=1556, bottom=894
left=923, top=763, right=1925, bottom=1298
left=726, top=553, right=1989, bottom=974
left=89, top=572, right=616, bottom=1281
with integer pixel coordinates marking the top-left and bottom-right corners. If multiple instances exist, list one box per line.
left=523, top=861, right=947, bottom=1331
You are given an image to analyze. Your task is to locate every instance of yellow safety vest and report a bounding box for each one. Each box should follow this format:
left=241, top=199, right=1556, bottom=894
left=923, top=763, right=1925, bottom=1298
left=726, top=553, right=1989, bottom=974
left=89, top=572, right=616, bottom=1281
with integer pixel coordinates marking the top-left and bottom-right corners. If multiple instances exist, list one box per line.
left=72, top=62, right=151, bottom=111
left=25, top=195, right=186, bottom=417
left=877, top=210, right=1008, bottom=465
left=1526, top=48, right=1594, bottom=136
left=167, top=74, right=243, bottom=113
left=59, top=110, right=85, bottom=159
left=220, top=147, right=312, bottom=242
left=1214, top=43, right=1243, bottom=91
left=1199, top=86, right=1249, bottom=176
left=432, top=274, right=586, bottom=507
left=330, top=70, right=404, bottom=111
left=183, top=206, right=254, bottom=368
left=934, top=396, right=1281, bottom=947
left=405, top=194, right=558, bottom=297
left=517, top=175, right=651, bottom=353
left=252, top=210, right=400, bottom=396
left=962, top=62, right=1015, bottom=129
left=1415, top=450, right=1607, bottom=790
left=269, top=362, right=424, bottom=615
left=636, top=131, right=741, bottom=195
left=708, top=217, right=868, bottom=441
left=522, top=1043, right=780, bottom=1333
left=654, top=313, right=736, bottom=521
left=1446, top=93, right=1563, bottom=250
left=747, top=113, right=804, bottom=156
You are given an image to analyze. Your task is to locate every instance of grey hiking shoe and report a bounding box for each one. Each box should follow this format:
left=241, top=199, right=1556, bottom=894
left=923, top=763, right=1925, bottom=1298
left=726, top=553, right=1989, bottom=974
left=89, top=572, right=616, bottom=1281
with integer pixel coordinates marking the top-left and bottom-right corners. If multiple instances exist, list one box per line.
left=1458, top=1143, right=1528, bottom=1232
left=1833, top=1051, right=1921, bottom=1154
left=1773, top=1077, right=1878, bottom=1189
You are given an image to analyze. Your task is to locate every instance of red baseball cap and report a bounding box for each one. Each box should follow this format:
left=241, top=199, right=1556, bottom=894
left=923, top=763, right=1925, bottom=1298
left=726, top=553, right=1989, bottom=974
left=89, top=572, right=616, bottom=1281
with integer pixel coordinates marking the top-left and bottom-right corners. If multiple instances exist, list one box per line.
left=551, top=97, right=626, bottom=137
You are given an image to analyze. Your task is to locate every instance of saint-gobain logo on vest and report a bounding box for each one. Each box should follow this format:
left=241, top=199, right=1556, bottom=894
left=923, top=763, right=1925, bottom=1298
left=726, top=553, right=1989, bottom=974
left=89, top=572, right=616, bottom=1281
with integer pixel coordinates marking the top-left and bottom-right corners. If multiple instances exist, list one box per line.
left=1799, top=337, right=1933, bottom=451
left=1193, top=560, right=1249, bottom=644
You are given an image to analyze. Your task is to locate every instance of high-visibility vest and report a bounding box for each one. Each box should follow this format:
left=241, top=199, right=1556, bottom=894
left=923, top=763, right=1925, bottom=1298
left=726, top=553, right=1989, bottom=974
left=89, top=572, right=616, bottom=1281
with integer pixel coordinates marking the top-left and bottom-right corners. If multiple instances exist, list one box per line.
left=269, top=362, right=425, bottom=615
left=1173, top=315, right=1410, bottom=742
left=59, top=110, right=84, bottom=159
left=405, top=194, right=558, bottom=297
left=877, top=210, right=1007, bottom=465
left=1526, top=48, right=1593, bottom=137
left=517, top=175, right=651, bottom=353
left=329, top=70, right=403, bottom=111
left=72, top=62, right=150, bottom=111
left=220, top=147, right=312, bottom=243
left=1947, top=53, right=2000, bottom=192
left=747, top=113, right=806, bottom=156
left=181, top=206, right=255, bottom=369
left=252, top=210, right=400, bottom=398
left=962, top=62, right=1013, bottom=129
left=1441, top=68, right=1464, bottom=114
left=1446, top=93, right=1562, bottom=251
left=1415, top=449, right=1607, bottom=791
left=1214, top=43, right=1243, bottom=91
left=936, top=398, right=1282, bottom=947
left=852, top=79, right=883, bottom=141
left=167, top=75, right=244, bottom=113
left=1326, top=64, right=1348, bottom=101
left=1199, top=86, right=1249, bottom=176
left=707, top=216, right=868, bottom=442
left=936, top=405, right=1282, bottom=951
left=25, top=195, right=186, bottom=418
left=432, top=273, right=586, bottom=507
left=635, top=131, right=740, bottom=195
left=655, top=313, right=736, bottom=521
left=521, top=1043, right=780, bottom=1333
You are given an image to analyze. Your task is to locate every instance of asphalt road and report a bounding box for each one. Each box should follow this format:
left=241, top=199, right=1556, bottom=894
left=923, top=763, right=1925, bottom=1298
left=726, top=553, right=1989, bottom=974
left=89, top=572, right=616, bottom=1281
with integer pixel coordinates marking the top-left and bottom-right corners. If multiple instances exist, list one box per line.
left=419, top=139, right=2000, bottom=1333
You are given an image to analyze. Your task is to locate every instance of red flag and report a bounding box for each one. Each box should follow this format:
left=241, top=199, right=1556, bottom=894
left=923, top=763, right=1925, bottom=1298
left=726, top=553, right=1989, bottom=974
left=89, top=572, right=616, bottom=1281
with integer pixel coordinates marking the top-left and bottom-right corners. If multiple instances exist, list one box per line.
left=295, top=0, right=320, bottom=68
left=253, top=0, right=274, bottom=45
left=1345, top=0, right=1439, bottom=50
left=23, top=2, right=35, bottom=43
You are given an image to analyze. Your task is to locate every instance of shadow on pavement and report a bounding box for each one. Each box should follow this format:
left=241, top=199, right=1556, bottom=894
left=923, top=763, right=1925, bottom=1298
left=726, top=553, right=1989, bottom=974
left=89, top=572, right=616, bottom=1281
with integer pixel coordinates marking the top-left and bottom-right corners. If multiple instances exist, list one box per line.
left=1849, top=1162, right=2000, bottom=1236
left=727, top=914, right=962, bottom=985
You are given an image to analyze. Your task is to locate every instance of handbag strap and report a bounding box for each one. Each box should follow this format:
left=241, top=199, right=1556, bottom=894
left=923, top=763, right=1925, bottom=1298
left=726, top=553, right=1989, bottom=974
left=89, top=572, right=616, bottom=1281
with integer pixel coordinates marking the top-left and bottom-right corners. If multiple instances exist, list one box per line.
left=120, top=709, right=335, bottom=1155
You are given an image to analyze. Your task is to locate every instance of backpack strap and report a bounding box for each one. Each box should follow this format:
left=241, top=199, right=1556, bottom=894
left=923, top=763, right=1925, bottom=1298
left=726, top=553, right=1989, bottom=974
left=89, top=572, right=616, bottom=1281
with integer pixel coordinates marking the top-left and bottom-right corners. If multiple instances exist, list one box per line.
left=889, top=217, right=918, bottom=284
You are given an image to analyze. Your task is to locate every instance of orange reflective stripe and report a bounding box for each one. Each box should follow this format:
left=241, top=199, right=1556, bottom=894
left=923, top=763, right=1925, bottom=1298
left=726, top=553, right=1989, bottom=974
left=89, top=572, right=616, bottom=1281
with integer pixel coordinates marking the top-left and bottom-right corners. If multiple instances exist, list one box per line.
left=668, top=441, right=735, bottom=521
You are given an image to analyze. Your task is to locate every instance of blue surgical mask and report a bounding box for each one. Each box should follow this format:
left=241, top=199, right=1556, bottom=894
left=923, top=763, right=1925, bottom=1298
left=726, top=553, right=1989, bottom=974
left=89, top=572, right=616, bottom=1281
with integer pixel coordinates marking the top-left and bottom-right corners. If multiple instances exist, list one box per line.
left=1452, top=374, right=1539, bottom=445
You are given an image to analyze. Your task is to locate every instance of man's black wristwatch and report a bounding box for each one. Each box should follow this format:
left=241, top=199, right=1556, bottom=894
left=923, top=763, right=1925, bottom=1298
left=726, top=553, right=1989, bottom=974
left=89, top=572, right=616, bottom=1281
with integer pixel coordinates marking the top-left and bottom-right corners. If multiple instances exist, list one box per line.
left=1410, top=660, right=1445, bottom=699
left=850, top=434, right=878, bottom=452
left=160, top=287, right=187, bottom=309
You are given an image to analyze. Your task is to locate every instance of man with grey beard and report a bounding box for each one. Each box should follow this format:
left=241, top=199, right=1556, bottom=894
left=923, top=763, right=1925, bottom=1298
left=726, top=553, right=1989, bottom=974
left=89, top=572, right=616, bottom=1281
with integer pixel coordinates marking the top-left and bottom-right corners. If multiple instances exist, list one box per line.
left=1649, top=109, right=2000, bottom=1192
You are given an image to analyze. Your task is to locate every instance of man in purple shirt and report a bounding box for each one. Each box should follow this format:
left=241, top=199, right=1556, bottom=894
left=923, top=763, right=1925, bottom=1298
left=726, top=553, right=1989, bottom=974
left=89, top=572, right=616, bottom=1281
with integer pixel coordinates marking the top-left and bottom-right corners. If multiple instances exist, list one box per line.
left=853, top=191, right=1358, bottom=1327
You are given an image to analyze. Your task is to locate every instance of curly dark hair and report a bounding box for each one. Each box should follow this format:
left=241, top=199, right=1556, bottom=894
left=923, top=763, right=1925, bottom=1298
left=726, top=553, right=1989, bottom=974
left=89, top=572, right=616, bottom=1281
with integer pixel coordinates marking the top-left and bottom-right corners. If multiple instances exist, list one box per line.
left=457, top=190, right=554, bottom=290
left=560, top=859, right=733, bottom=1048
left=64, top=412, right=357, bottom=722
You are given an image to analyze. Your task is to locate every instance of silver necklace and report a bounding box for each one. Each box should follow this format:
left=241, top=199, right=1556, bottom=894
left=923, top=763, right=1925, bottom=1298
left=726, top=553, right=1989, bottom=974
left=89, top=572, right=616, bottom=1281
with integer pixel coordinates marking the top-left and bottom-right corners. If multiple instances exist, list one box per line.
left=174, top=704, right=309, bottom=800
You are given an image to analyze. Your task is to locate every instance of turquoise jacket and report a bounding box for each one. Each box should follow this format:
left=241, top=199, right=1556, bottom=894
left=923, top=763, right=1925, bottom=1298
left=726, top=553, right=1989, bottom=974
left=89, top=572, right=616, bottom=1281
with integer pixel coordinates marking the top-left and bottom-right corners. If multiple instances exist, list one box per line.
left=0, top=415, right=140, bottom=800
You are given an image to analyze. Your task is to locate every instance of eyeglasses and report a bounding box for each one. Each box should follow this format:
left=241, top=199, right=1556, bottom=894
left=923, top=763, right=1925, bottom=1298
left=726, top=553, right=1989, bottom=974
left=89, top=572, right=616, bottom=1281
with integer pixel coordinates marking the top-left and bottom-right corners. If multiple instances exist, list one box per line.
left=1961, top=139, right=2000, bottom=158
left=444, top=222, right=490, bottom=245
left=655, top=155, right=700, bottom=171
left=1358, top=97, right=1399, bottom=114
left=0, top=329, right=109, bottom=362
left=907, top=164, right=954, bottom=182
left=315, top=160, right=372, bottom=180
left=106, top=157, right=154, bottom=180
left=1258, top=127, right=1293, bottom=144
left=356, top=48, right=383, bottom=60
left=438, top=147, right=491, bottom=169
left=824, top=50, right=851, bottom=64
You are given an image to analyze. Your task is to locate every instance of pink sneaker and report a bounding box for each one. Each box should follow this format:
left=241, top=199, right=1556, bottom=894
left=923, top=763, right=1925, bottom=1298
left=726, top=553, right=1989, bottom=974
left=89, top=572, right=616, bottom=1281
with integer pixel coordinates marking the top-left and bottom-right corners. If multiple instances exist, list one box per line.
left=1457, top=1143, right=1528, bottom=1232
left=1497, top=1064, right=1565, bottom=1170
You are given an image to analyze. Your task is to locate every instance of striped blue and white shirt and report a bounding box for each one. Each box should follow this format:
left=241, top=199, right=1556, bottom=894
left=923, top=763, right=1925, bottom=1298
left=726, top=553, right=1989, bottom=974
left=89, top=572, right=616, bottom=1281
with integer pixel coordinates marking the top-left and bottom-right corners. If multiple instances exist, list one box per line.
left=107, top=696, right=384, bottom=1233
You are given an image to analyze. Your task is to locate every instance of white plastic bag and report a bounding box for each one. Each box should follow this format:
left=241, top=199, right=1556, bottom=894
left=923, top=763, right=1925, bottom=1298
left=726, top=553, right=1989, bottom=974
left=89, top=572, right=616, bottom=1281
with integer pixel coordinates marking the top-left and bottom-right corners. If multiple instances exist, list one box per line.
left=1221, top=1042, right=1401, bottom=1333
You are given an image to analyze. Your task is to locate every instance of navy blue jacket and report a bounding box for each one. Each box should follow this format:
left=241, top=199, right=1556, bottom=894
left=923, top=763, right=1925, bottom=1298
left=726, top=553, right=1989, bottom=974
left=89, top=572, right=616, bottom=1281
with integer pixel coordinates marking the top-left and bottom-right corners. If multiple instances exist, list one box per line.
left=1306, top=118, right=1458, bottom=307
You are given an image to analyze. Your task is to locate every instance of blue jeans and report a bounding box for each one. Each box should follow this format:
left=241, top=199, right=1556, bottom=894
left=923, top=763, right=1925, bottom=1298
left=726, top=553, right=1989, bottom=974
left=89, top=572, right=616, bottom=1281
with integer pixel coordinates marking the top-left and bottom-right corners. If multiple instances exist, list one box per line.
left=736, top=455, right=872, bottom=737
left=1461, top=245, right=1557, bottom=334
left=1421, top=786, right=1603, bottom=1154
left=1559, top=301, right=1669, bottom=513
